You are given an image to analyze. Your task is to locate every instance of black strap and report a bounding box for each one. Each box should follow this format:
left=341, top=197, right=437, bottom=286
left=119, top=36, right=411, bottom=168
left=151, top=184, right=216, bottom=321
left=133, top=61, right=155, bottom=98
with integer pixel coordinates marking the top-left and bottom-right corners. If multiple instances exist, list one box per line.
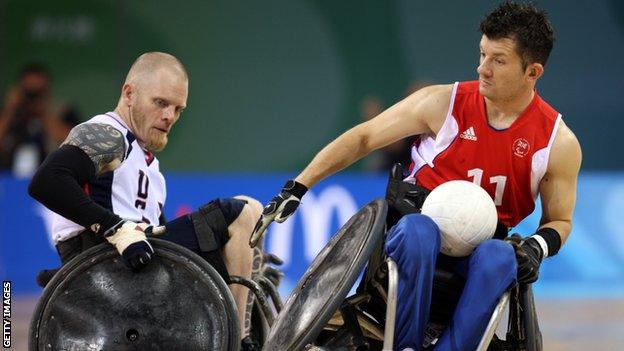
left=190, top=201, right=228, bottom=252
left=189, top=200, right=232, bottom=282
left=385, top=178, right=431, bottom=226
left=56, top=230, right=106, bottom=265
left=535, top=227, right=562, bottom=257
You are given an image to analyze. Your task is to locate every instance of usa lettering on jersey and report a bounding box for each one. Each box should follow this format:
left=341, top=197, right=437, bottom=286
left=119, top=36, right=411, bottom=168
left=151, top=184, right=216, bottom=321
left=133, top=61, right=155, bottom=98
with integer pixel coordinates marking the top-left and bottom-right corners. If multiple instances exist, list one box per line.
left=50, top=112, right=167, bottom=244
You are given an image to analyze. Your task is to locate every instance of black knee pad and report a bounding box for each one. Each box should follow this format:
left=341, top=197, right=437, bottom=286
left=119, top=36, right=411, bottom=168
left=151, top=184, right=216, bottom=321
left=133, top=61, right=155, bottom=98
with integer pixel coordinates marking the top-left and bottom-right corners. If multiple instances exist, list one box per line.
left=217, top=198, right=247, bottom=225
left=191, top=200, right=230, bottom=252
left=191, top=198, right=247, bottom=250
left=162, top=198, right=247, bottom=282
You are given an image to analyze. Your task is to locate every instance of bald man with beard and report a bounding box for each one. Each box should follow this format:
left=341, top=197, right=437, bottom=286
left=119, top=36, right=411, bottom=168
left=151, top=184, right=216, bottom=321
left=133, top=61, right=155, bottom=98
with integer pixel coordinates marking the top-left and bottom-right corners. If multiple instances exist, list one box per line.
left=29, top=52, right=262, bottom=350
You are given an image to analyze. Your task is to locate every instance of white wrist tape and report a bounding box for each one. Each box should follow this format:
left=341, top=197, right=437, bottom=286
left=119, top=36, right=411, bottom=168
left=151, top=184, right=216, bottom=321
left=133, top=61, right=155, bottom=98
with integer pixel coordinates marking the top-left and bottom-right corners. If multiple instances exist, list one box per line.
left=105, top=222, right=147, bottom=253
left=532, top=234, right=549, bottom=258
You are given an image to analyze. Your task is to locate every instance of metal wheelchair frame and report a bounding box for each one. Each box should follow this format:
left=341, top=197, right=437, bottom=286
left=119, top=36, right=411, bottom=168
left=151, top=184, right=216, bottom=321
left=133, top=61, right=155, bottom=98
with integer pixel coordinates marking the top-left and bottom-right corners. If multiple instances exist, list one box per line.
left=306, top=199, right=542, bottom=351
left=314, top=256, right=542, bottom=351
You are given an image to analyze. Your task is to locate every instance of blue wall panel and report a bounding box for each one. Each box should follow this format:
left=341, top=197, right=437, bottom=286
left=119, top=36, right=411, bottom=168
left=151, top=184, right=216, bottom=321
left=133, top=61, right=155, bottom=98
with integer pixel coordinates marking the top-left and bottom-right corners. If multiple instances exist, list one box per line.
left=1, top=172, right=623, bottom=298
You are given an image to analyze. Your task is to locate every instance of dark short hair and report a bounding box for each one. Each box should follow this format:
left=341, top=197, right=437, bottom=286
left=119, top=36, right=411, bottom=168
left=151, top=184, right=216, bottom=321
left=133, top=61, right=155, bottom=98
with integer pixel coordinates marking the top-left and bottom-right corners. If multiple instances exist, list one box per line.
left=19, top=63, right=51, bottom=80
left=479, top=1, right=555, bottom=68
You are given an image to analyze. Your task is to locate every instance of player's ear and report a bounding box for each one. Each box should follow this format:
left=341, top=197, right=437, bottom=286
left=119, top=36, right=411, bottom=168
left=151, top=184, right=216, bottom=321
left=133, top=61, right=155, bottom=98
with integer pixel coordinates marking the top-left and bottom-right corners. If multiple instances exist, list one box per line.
left=526, top=62, right=544, bottom=82
left=121, top=84, right=134, bottom=106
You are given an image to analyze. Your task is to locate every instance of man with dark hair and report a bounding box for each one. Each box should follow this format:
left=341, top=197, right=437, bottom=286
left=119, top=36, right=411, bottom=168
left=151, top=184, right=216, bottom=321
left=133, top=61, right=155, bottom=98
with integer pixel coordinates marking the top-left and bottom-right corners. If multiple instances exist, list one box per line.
left=251, top=2, right=581, bottom=350
left=480, top=2, right=555, bottom=68
left=0, top=64, right=78, bottom=174
left=29, top=52, right=262, bottom=350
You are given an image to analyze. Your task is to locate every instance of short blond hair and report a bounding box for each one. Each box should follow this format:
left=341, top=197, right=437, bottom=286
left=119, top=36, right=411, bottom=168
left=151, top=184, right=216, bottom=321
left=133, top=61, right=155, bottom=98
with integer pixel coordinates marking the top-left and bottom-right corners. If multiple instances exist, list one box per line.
left=124, top=52, right=188, bottom=85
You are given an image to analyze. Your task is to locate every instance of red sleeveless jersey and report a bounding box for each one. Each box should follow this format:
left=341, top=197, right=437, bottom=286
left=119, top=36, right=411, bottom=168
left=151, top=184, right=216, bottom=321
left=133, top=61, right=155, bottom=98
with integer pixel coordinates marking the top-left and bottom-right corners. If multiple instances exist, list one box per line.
left=407, top=81, right=561, bottom=227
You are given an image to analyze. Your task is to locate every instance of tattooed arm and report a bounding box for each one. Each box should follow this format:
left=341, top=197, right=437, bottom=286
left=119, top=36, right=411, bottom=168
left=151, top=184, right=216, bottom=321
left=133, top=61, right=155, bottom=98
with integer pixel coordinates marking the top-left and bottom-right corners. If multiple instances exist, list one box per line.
left=28, top=123, right=127, bottom=235
left=63, top=123, right=126, bottom=176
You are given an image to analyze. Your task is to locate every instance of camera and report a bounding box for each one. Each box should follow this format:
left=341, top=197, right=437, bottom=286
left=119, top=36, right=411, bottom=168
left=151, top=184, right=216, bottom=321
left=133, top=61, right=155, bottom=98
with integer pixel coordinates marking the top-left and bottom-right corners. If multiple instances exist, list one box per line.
left=22, top=88, right=45, bottom=102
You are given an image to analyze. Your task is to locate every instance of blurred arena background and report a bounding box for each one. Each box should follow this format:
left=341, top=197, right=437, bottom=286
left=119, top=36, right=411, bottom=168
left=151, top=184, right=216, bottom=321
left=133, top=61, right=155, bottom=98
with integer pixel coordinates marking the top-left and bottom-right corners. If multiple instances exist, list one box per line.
left=1, top=0, right=623, bottom=350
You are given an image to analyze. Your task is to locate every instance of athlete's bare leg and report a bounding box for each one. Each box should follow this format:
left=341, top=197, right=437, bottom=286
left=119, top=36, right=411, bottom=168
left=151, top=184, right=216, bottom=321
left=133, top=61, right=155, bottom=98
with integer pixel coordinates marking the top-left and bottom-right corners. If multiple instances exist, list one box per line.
left=223, top=195, right=263, bottom=339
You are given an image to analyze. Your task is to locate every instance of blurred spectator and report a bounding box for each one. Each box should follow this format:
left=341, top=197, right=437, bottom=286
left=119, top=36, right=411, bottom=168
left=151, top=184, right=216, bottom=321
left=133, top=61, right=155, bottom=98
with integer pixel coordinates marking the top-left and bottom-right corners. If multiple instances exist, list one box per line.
left=0, top=64, right=80, bottom=176
left=361, top=80, right=433, bottom=172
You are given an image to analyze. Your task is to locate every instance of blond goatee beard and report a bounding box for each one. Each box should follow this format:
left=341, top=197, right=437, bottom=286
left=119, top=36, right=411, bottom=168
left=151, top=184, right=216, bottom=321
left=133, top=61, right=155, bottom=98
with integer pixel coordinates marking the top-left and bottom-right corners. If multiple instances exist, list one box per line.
left=145, top=129, right=168, bottom=152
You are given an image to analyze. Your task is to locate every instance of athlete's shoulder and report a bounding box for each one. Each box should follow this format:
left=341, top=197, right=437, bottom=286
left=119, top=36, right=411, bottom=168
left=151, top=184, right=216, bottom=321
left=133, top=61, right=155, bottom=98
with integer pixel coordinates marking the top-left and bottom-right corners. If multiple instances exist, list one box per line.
left=63, top=120, right=127, bottom=175
left=455, top=80, right=480, bottom=95
left=446, top=81, right=482, bottom=121
left=554, top=121, right=581, bottom=152
left=409, top=84, right=454, bottom=111
left=86, top=112, right=130, bottom=133
left=402, top=84, right=454, bottom=111
left=533, top=93, right=560, bottom=120
left=416, top=83, right=454, bottom=96
left=548, top=120, right=582, bottom=175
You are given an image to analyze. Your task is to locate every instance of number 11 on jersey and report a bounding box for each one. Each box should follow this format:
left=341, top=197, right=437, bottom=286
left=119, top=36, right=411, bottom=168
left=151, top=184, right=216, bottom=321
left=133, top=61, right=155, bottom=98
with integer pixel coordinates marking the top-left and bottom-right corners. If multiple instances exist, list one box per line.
left=467, top=168, right=506, bottom=206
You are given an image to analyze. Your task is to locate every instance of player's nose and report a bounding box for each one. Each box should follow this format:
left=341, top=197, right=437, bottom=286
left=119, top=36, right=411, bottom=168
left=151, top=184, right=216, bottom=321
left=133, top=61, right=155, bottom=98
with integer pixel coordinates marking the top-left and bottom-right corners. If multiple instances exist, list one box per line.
left=162, top=106, right=175, bottom=122
left=477, top=61, right=491, bottom=77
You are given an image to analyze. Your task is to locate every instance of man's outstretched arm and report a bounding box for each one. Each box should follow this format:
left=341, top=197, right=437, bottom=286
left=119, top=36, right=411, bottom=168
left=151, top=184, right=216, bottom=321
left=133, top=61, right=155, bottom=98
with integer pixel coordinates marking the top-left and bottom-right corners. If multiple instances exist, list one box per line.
left=250, top=84, right=453, bottom=246
left=295, top=84, right=452, bottom=188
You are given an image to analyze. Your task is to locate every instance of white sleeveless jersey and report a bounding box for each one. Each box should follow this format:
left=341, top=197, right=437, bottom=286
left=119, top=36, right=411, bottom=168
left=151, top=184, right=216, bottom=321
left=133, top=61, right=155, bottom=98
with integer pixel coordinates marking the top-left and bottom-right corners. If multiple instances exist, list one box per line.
left=51, top=112, right=166, bottom=244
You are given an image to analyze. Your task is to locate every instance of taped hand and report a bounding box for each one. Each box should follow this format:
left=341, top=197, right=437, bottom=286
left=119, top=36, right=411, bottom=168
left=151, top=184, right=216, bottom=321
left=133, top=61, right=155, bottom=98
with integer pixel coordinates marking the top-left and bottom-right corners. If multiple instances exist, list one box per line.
left=105, top=221, right=154, bottom=271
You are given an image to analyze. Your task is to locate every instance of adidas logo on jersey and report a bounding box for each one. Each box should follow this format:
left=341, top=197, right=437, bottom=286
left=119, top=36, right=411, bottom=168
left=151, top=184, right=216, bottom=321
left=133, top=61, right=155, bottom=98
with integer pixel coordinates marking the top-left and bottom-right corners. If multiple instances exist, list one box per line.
left=460, top=127, right=477, bottom=141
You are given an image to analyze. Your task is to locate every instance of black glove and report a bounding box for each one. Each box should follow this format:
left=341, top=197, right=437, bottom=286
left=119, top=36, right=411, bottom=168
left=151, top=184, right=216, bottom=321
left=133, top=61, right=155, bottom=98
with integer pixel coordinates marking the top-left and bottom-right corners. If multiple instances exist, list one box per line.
left=105, top=221, right=155, bottom=271
left=249, top=180, right=308, bottom=247
left=505, top=234, right=544, bottom=284
left=385, top=163, right=430, bottom=225
left=122, top=241, right=154, bottom=271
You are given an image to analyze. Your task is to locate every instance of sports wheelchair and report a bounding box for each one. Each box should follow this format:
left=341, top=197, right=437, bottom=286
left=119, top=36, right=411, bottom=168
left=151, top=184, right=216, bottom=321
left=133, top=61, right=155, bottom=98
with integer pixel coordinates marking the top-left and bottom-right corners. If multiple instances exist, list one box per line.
left=30, top=237, right=283, bottom=350
left=261, top=199, right=543, bottom=351
left=30, top=199, right=542, bottom=351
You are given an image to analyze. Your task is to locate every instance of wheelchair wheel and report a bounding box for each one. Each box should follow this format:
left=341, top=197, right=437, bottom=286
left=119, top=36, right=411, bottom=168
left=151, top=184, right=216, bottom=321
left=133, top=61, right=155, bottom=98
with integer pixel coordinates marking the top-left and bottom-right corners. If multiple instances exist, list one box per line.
left=263, top=199, right=387, bottom=351
left=29, top=238, right=240, bottom=351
